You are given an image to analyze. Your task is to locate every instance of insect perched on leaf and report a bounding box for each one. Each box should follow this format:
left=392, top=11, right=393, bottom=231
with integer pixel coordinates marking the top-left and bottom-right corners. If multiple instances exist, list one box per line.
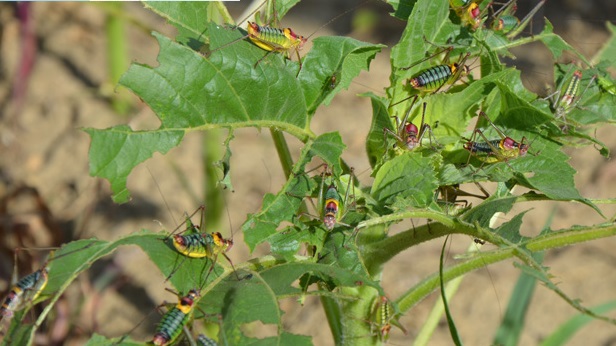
left=384, top=96, right=437, bottom=151
left=351, top=295, right=407, bottom=343
left=293, top=164, right=356, bottom=231
left=547, top=66, right=596, bottom=132
left=164, top=206, right=239, bottom=283
left=318, top=166, right=359, bottom=231
left=209, top=0, right=368, bottom=73
left=401, top=45, right=472, bottom=95
left=462, top=111, right=531, bottom=165
left=487, top=0, right=546, bottom=39
left=245, top=21, right=308, bottom=69
left=0, top=243, right=95, bottom=323
left=152, top=288, right=200, bottom=346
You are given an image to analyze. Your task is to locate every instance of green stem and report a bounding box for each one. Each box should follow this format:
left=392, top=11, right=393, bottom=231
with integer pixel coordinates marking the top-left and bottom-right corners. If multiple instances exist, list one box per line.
left=213, top=1, right=234, bottom=24
left=270, top=128, right=294, bottom=178
left=321, top=295, right=344, bottom=345
left=203, top=130, right=224, bottom=230
left=394, top=223, right=616, bottom=315
left=105, top=2, right=130, bottom=115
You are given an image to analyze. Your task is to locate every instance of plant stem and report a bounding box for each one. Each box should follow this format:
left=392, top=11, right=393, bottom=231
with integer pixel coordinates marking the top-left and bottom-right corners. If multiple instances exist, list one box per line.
left=270, top=128, right=294, bottom=178
left=203, top=130, right=224, bottom=231
left=105, top=2, right=131, bottom=115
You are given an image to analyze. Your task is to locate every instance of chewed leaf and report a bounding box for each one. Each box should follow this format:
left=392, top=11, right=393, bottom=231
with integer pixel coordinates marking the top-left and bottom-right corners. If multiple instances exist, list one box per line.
left=300, top=36, right=384, bottom=115
left=85, top=126, right=184, bottom=203
left=371, top=151, right=439, bottom=208
left=242, top=133, right=345, bottom=251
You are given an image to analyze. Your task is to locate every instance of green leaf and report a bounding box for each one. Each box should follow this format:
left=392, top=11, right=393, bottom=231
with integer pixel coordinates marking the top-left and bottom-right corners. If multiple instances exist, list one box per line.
left=538, top=19, right=590, bottom=65
left=461, top=187, right=516, bottom=228
left=495, top=83, right=553, bottom=129
left=364, top=93, right=392, bottom=168
left=84, top=126, right=183, bottom=203
left=299, top=37, right=384, bottom=115
left=83, top=333, right=141, bottom=346
left=390, top=0, right=450, bottom=72
left=268, top=224, right=326, bottom=260
left=215, top=130, right=235, bottom=191
left=144, top=2, right=211, bottom=49
left=199, top=272, right=283, bottom=345
left=258, top=261, right=380, bottom=297
left=371, top=151, right=439, bottom=208
left=387, top=0, right=455, bottom=114
left=242, top=133, right=345, bottom=251
left=493, top=210, right=529, bottom=244
left=592, top=22, right=616, bottom=67
left=4, top=239, right=120, bottom=344
left=308, top=132, right=347, bottom=176
left=387, top=0, right=417, bottom=20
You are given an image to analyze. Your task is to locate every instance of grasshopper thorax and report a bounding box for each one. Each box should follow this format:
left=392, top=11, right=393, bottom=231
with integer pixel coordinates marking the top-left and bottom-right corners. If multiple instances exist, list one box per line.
left=404, top=122, right=419, bottom=149
left=181, top=289, right=200, bottom=308
left=501, top=137, right=528, bottom=156
left=212, top=232, right=234, bottom=252
left=283, top=27, right=307, bottom=47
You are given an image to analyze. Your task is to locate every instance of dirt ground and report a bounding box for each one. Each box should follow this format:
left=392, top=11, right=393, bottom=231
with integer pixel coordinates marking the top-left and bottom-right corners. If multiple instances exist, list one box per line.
left=0, top=1, right=615, bottom=345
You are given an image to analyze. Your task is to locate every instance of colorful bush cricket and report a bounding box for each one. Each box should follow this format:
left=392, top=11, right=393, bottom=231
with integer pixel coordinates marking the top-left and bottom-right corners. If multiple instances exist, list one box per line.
left=293, top=164, right=356, bottom=231
left=152, top=288, right=200, bottom=346
left=211, top=0, right=367, bottom=74
left=547, top=67, right=595, bottom=132
left=318, top=166, right=356, bottom=231
left=488, top=0, right=545, bottom=39
left=365, top=295, right=407, bottom=343
left=245, top=21, right=307, bottom=70
left=449, top=0, right=484, bottom=30
left=401, top=46, right=472, bottom=95
left=164, top=206, right=239, bottom=283
left=462, top=111, right=530, bottom=165
left=202, top=0, right=306, bottom=71
left=384, top=96, right=437, bottom=151
left=0, top=243, right=95, bottom=326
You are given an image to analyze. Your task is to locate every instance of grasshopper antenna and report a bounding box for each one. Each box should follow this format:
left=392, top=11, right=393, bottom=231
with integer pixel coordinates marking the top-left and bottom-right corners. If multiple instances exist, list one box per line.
left=146, top=165, right=180, bottom=233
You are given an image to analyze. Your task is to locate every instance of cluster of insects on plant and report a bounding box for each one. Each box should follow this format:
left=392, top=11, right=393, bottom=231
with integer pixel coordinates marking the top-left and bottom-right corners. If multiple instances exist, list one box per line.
left=4, top=0, right=616, bottom=345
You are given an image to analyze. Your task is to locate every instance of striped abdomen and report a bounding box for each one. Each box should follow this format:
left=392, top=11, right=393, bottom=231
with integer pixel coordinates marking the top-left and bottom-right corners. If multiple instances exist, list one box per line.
left=246, top=22, right=306, bottom=56
left=409, top=64, right=458, bottom=91
left=172, top=232, right=232, bottom=258
left=152, top=290, right=199, bottom=346
left=374, top=296, right=393, bottom=341
left=197, top=334, right=218, bottom=346
left=464, top=139, right=499, bottom=154
left=0, top=269, right=48, bottom=319
left=559, top=70, right=582, bottom=111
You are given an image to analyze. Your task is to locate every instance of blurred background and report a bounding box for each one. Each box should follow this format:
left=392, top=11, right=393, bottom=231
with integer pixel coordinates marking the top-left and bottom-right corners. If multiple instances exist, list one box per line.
left=0, top=1, right=615, bottom=345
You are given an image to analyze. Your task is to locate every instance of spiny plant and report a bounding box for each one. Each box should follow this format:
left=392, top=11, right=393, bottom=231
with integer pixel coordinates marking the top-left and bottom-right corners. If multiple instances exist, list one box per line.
left=3, top=0, right=616, bottom=345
